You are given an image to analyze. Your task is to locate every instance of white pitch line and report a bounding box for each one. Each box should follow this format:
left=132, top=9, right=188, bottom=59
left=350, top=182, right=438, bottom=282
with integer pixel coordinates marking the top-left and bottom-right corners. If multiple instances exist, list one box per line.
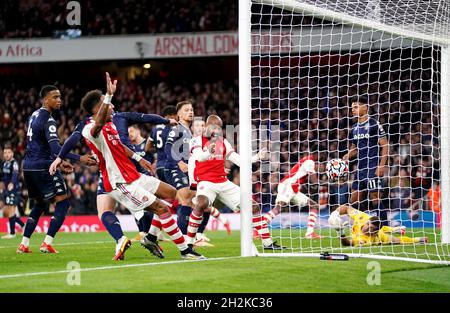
left=0, top=240, right=112, bottom=249
left=0, top=256, right=241, bottom=280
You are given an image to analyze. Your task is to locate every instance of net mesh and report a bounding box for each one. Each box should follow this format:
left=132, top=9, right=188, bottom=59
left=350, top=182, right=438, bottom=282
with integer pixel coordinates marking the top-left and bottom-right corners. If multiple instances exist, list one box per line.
left=250, top=0, right=450, bottom=262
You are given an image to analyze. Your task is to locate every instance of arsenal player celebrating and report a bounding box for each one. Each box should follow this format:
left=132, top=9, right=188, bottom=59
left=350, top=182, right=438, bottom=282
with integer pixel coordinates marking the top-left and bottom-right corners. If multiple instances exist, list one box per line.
left=263, top=153, right=322, bottom=239
left=186, top=115, right=285, bottom=251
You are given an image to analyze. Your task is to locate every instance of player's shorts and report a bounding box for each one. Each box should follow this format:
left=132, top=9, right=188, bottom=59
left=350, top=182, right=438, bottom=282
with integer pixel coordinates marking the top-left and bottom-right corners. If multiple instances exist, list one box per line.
left=108, top=175, right=161, bottom=214
left=195, top=180, right=240, bottom=212
left=156, top=167, right=167, bottom=184
left=3, top=190, right=19, bottom=206
left=352, top=169, right=383, bottom=192
left=275, top=182, right=309, bottom=207
left=164, top=168, right=189, bottom=190
left=24, top=170, right=67, bottom=200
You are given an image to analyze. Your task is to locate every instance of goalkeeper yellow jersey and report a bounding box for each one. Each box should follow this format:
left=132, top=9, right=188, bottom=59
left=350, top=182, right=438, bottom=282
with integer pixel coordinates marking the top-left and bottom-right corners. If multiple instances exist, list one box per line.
left=350, top=210, right=391, bottom=245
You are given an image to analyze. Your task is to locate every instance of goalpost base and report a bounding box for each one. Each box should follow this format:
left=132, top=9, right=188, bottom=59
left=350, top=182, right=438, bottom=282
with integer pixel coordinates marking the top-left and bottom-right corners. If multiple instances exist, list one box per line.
left=256, top=252, right=450, bottom=265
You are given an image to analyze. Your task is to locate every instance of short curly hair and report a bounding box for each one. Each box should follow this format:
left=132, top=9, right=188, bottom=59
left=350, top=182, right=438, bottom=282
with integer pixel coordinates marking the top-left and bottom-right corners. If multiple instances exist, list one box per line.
left=81, top=90, right=102, bottom=115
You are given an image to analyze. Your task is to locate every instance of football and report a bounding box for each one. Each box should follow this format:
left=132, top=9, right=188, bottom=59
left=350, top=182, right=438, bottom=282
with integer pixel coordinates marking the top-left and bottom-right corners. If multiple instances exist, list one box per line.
left=326, top=158, right=348, bottom=181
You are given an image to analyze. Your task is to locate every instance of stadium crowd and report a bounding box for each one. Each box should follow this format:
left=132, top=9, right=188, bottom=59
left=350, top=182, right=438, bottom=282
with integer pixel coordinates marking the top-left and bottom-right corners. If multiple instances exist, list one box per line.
left=0, top=0, right=238, bottom=38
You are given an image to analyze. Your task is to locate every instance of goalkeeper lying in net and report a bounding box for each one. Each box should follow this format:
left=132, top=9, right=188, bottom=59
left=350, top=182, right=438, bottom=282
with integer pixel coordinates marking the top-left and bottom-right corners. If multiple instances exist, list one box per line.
left=328, top=205, right=428, bottom=246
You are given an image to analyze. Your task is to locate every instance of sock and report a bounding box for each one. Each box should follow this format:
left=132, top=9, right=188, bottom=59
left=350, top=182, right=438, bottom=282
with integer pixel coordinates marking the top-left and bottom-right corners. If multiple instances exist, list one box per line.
left=186, top=210, right=203, bottom=245
left=263, top=210, right=277, bottom=223
left=305, top=210, right=318, bottom=235
left=101, top=211, right=124, bottom=242
left=44, top=235, right=53, bottom=245
left=263, top=204, right=281, bottom=223
left=22, top=201, right=48, bottom=241
left=135, top=218, right=144, bottom=232
left=177, top=205, right=192, bottom=235
left=209, top=207, right=228, bottom=225
left=9, top=215, right=17, bottom=235
left=253, top=213, right=273, bottom=246
left=46, top=199, right=70, bottom=238
left=149, top=215, right=162, bottom=237
left=198, top=212, right=210, bottom=234
left=15, top=216, right=25, bottom=227
left=21, top=237, right=30, bottom=246
left=140, top=211, right=153, bottom=233
left=158, top=212, right=187, bottom=251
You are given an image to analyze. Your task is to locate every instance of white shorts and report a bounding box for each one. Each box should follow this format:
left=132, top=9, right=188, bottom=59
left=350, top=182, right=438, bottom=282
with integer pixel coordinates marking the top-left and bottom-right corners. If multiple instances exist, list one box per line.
left=108, top=175, right=161, bottom=214
left=195, top=180, right=240, bottom=212
left=275, top=182, right=309, bottom=207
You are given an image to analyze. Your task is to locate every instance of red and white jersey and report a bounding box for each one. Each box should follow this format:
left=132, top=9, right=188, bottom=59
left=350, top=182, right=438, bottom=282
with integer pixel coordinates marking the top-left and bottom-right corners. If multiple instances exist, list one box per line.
left=189, top=135, right=234, bottom=183
left=279, top=156, right=316, bottom=193
left=82, top=118, right=141, bottom=192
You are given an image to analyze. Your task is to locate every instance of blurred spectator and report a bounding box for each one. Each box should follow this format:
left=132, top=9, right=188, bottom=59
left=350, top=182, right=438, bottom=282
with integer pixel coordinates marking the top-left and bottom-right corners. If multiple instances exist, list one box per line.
left=0, top=0, right=238, bottom=38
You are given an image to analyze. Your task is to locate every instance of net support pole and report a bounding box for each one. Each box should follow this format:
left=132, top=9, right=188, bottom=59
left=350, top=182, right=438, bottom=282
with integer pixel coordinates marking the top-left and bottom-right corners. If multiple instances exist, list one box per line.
left=239, top=0, right=254, bottom=256
left=440, top=45, right=450, bottom=244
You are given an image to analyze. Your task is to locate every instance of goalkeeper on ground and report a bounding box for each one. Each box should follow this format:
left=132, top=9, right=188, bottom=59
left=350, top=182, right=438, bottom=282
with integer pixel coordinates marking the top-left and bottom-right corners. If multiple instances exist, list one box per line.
left=328, top=205, right=428, bottom=246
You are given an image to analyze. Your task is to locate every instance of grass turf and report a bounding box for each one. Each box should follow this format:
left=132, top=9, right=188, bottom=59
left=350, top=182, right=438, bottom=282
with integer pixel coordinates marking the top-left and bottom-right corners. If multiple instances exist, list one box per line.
left=0, top=230, right=449, bottom=293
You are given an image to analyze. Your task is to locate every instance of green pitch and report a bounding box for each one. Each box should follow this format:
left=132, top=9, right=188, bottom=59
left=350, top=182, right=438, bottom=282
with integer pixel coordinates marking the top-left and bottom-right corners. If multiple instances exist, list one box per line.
left=0, top=230, right=449, bottom=293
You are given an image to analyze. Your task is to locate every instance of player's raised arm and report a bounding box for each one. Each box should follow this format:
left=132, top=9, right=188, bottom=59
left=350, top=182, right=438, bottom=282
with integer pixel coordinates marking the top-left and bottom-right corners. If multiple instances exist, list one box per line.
left=91, top=72, right=117, bottom=137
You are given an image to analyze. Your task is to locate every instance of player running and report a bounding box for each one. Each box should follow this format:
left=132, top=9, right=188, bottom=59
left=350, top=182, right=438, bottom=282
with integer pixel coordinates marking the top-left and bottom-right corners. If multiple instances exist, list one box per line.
left=186, top=115, right=285, bottom=251
left=1, top=144, right=25, bottom=239
left=262, top=153, right=322, bottom=239
left=343, top=96, right=389, bottom=225
left=328, top=204, right=427, bottom=246
left=80, top=72, right=203, bottom=260
left=17, top=85, right=97, bottom=254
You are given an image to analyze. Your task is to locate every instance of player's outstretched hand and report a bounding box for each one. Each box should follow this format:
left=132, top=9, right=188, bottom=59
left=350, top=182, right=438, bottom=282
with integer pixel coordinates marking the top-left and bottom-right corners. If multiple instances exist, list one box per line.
left=258, top=148, right=270, bottom=161
left=59, top=160, right=74, bottom=174
left=80, top=153, right=98, bottom=166
left=168, top=118, right=178, bottom=126
left=49, top=157, right=62, bottom=175
left=139, top=158, right=155, bottom=176
left=105, top=72, right=117, bottom=95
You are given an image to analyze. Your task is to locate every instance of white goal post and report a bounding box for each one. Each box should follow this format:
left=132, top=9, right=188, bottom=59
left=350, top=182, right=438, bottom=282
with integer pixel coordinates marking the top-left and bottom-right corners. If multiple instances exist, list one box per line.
left=239, top=0, right=450, bottom=264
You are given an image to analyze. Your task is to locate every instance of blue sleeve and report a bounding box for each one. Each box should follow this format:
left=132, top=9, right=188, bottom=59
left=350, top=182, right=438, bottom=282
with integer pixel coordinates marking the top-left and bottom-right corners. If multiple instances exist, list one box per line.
left=49, top=141, right=80, bottom=162
left=164, top=127, right=178, bottom=163
left=58, top=132, right=83, bottom=159
left=11, top=160, right=19, bottom=187
left=117, top=112, right=169, bottom=125
left=44, top=118, right=60, bottom=144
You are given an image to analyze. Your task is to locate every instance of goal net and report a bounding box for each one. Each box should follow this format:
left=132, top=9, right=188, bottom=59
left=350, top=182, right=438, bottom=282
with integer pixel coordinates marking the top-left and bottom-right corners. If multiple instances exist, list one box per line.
left=241, top=0, right=450, bottom=264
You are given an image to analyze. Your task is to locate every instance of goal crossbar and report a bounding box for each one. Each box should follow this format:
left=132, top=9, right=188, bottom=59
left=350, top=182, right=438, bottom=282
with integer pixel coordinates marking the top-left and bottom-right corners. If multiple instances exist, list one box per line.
left=254, top=0, right=450, bottom=45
